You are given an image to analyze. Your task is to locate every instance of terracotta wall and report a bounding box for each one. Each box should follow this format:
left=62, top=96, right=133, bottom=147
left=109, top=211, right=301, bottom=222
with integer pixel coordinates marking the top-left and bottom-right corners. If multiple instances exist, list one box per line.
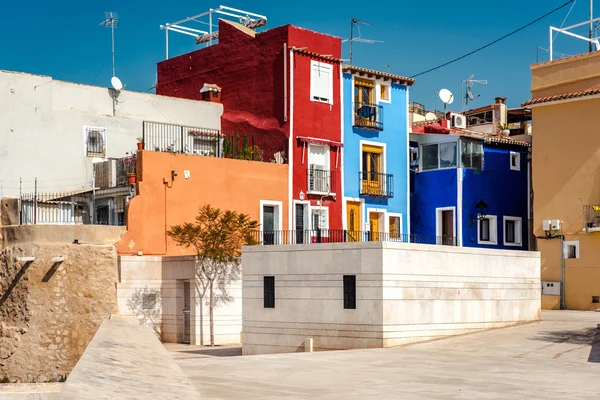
left=116, top=151, right=288, bottom=256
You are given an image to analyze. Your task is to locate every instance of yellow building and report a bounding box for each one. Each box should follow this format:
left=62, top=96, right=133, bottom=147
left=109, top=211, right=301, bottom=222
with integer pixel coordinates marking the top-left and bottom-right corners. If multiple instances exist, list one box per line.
left=523, top=51, right=600, bottom=311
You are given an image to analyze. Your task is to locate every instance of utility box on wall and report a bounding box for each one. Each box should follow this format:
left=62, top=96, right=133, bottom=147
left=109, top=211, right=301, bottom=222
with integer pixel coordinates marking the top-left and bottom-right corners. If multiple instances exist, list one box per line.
left=542, top=281, right=561, bottom=296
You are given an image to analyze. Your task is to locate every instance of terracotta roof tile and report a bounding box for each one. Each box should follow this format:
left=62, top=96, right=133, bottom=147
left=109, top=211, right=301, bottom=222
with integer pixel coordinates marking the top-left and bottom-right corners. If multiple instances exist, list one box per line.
left=291, top=48, right=342, bottom=63
left=450, top=128, right=531, bottom=147
left=342, top=65, right=415, bottom=86
left=521, top=87, right=600, bottom=106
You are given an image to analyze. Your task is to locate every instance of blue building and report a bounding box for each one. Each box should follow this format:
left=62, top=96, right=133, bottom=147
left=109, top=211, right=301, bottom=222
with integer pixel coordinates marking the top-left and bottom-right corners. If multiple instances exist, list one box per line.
left=341, top=65, right=414, bottom=238
left=409, top=124, right=531, bottom=249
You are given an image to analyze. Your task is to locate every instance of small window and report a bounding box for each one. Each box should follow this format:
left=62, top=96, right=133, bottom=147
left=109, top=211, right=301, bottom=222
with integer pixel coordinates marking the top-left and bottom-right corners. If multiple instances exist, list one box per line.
left=440, top=142, right=457, bottom=168
left=564, top=241, right=579, bottom=259
left=592, top=296, right=599, bottom=304
left=142, top=293, right=157, bottom=310
left=310, top=61, right=333, bottom=104
left=311, top=208, right=329, bottom=232
left=264, top=276, right=275, bottom=308
left=478, top=215, right=497, bottom=245
left=389, top=216, right=402, bottom=239
left=422, top=144, right=439, bottom=171
left=380, top=84, right=390, bottom=101
left=461, top=140, right=483, bottom=170
left=503, top=216, right=522, bottom=246
left=343, top=275, right=356, bottom=309
left=510, top=152, right=520, bottom=171
left=85, top=126, right=106, bottom=157
left=410, top=148, right=418, bottom=166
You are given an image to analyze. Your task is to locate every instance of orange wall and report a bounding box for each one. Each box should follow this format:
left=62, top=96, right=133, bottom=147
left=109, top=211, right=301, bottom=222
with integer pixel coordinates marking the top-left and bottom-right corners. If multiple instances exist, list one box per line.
left=116, top=151, right=288, bottom=256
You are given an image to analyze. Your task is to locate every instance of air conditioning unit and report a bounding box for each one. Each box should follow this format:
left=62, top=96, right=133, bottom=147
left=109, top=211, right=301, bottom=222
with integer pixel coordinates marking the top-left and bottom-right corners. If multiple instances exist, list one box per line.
left=449, top=113, right=466, bottom=129
left=542, top=281, right=561, bottom=296
left=543, top=219, right=561, bottom=231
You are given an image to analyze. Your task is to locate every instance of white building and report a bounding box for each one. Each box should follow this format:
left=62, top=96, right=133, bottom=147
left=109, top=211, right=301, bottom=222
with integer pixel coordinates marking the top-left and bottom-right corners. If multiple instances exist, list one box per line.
left=242, top=241, right=541, bottom=355
left=0, top=70, right=223, bottom=199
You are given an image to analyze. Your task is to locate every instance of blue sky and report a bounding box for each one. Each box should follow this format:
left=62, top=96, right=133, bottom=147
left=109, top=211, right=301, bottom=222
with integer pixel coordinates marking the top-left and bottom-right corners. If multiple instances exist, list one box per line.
left=1, top=0, right=595, bottom=110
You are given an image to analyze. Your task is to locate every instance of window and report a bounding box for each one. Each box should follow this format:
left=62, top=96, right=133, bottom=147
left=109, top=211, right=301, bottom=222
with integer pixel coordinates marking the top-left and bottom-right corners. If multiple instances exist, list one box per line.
left=311, top=208, right=329, bottom=233
left=466, top=110, right=493, bottom=126
left=410, top=147, right=418, bottom=167
left=310, top=61, right=333, bottom=104
left=477, top=215, right=498, bottom=245
left=355, top=78, right=374, bottom=105
left=380, top=84, right=390, bottom=101
left=461, top=140, right=483, bottom=170
left=389, top=215, right=402, bottom=239
left=510, top=151, right=520, bottom=171
left=193, top=135, right=219, bottom=156
left=361, top=144, right=384, bottom=194
left=563, top=241, right=580, bottom=259
left=503, top=216, right=522, bottom=246
left=264, top=276, right=275, bottom=308
left=307, top=144, right=330, bottom=194
left=85, top=126, right=106, bottom=157
left=421, top=142, right=457, bottom=171
left=260, top=200, right=283, bottom=245
left=343, top=275, right=356, bottom=309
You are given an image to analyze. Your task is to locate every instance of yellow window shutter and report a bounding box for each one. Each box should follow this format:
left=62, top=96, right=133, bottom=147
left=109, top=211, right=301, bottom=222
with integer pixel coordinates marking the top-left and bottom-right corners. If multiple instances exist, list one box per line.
left=355, top=78, right=375, bottom=88
left=362, top=144, right=383, bottom=154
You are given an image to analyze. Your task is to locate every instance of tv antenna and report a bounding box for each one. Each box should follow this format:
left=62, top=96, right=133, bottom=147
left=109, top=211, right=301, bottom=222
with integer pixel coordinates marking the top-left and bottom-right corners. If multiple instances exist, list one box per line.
left=100, top=12, right=119, bottom=79
left=343, top=18, right=383, bottom=65
left=438, top=89, right=454, bottom=114
left=462, top=74, right=487, bottom=111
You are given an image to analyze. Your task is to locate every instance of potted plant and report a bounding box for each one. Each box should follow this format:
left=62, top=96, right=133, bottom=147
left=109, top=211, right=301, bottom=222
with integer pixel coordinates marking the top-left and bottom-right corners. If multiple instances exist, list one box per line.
left=127, top=173, right=136, bottom=184
left=136, top=137, right=144, bottom=150
left=497, top=123, right=510, bottom=136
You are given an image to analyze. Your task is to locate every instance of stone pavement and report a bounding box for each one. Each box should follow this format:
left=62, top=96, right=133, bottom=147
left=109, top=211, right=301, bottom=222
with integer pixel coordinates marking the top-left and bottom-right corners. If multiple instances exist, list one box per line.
left=176, top=310, right=600, bottom=399
left=57, top=315, right=199, bottom=400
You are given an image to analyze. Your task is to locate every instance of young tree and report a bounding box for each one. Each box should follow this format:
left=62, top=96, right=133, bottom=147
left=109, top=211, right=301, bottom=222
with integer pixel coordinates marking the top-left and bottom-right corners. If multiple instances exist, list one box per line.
left=167, top=204, right=258, bottom=346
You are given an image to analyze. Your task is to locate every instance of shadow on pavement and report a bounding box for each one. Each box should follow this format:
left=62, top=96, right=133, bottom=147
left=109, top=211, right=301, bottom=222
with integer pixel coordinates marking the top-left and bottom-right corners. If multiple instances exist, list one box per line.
left=531, top=324, right=600, bottom=363
left=176, top=346, right=242, bottom=357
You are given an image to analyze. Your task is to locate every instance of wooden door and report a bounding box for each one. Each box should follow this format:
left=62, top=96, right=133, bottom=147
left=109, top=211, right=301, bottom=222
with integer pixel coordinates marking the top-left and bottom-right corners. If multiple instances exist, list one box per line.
left=346, top=202, right=361, bottom=242
left=441, top=210, right=454, bottom=245
left=369, top=212, right=380, bottom=241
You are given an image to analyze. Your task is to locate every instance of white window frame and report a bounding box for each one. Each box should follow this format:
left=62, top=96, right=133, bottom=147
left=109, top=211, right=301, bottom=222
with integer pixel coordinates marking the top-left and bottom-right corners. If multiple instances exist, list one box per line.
left=309, top=206, right=330, bottom=236
left=563, top=240, right=580, bottom=259
left=310, top=60, right=334, bottom=105
left=376, top=82, right=392, bottom=104
left=359, top=140, right=387, bottom=174
left=387, top=212, right=403, bottom=240
left=510, top=151, right=521, bottom=171
left=503, top=216, right=522, bottom=246
left=419, top=141, right=459, bottom=171
left=477, top=214, right=498, bottom=245
left=307, top=144, right=332, bottom=195
left=259, top=200, right=283, bottom=243
left=83, top=126, right=107, bottom=158
left=435, top=207, right=456, bottom=239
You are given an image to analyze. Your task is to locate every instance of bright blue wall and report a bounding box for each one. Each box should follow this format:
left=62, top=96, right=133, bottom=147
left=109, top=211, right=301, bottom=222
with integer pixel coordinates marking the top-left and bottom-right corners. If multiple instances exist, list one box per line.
left=410, top=167, right=457, bottom=241
left=462, top=147, right=528, bottom=250
left=342, top=72, right=409, bottom=234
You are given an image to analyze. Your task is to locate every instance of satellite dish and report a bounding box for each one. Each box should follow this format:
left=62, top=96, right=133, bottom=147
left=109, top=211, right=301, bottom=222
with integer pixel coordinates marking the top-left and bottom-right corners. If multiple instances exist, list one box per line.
left=425, top=112, right=437, bottom=121
left=111, top=76, right=123, bottom=91
left=467, top=86, right=475, bottom=100
left=439, top=88, right=454, bottom=104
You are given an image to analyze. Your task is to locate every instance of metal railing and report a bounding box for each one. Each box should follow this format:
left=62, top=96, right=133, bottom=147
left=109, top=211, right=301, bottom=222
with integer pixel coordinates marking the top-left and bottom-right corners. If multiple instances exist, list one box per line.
left=585, top=205, right=600, bottom=229
left=142, top=121, right=287, bottom=163
left=20, top=192, right=91, bottom=225
left=354, top=103, right=383, bottom=130
left=308, top=167, right=336, bottom=194
left=250, top=230, right=457, bottom=246
left=359, top=172, right=394, bottom=198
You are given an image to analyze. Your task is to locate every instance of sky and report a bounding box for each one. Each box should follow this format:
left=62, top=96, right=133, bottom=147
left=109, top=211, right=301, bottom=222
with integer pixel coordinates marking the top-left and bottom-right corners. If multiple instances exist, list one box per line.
left=1, top=0, right=596, bottom=111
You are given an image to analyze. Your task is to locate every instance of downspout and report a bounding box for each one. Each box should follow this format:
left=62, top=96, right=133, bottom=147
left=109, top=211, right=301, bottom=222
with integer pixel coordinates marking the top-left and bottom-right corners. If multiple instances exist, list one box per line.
left=288, top=46, right=294, bottom=231
left=283, top=43, right=287, bottom=122
left=340, top=65, right=346, bottom=230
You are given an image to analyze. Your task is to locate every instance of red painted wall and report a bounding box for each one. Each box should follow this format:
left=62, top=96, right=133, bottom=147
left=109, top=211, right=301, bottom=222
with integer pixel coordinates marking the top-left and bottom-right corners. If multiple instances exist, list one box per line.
left=157, top=21, right=343, bottom=230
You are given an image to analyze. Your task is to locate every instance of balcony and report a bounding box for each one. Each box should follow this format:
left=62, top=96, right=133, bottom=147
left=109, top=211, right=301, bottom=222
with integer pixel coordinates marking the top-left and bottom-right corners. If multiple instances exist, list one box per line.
left=585, top=205, right=600, bottom=230
left=307, top=166, right=336, bottom=195
left=354, top=103, right=383, bottom=130
left=359, top=172, right=393, bottom=198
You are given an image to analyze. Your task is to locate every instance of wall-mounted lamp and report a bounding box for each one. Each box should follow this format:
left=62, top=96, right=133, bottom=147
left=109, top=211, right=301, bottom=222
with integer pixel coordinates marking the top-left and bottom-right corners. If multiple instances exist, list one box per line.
left=468, top=199, right=489, bottom=225
left=299, top=191, right=305, bottom=201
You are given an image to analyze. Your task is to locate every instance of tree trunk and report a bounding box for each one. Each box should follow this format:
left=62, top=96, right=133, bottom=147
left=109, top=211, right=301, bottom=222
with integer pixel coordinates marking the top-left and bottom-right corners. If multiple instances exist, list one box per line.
left=209, top=280, right=214, bottom=346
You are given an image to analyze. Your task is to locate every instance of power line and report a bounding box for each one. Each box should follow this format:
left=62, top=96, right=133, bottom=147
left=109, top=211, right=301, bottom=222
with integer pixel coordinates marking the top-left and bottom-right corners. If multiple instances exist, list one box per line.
left=409, top=0, right=576, bottom=78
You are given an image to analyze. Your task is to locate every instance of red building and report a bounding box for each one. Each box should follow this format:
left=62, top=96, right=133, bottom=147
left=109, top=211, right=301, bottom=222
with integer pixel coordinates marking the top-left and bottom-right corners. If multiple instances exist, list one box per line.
left=157, top=20, right=343, bottom=238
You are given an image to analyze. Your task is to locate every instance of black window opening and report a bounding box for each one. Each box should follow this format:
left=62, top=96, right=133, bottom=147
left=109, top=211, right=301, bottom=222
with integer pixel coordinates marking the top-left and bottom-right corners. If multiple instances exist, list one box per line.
left=567, top=245, right=577, bottom=259
left=505, top=220, right=515, bottom=243
left=343, top=275, right=356, bottom=309
left=479, top=218, right=490, bottom=242
left=264, top=276, right=275, bottom=308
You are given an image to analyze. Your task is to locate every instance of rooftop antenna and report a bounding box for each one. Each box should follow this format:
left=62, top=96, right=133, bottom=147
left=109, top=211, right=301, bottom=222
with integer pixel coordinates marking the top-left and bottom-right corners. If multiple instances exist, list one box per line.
left=100, top=12, right=119, bottom=79
left=438, top=89, right=454, bottom=115
left=462, top=74, right=487, bottom=111
left=343, top=18, right=383, bottom=65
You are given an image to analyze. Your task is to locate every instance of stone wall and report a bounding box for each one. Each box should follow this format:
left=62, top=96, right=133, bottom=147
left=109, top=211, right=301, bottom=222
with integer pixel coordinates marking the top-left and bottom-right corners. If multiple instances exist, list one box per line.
left=0, top=225, right=123, bottom=382
left=242, top=241, right=541, bottom=355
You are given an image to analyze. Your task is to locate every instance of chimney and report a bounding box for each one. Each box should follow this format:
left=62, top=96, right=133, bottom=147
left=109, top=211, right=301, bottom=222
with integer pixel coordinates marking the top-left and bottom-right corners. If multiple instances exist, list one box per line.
left=495, top=97, right=506, bottom=105
left=200, top=83, right=222, bottom=103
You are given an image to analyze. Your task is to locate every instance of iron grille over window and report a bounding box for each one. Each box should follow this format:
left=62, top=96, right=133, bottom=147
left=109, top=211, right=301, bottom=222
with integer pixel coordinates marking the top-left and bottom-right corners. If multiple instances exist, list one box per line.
left=343, top=275, right=356, bottom=309
left=264, top=276, right=275, bottom=308
left=85, top=127, right=106, bottom=157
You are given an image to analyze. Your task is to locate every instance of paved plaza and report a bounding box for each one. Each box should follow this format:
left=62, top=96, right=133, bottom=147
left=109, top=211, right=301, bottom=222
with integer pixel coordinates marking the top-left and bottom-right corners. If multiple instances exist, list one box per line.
left=174, top=310, right=600, bottom=399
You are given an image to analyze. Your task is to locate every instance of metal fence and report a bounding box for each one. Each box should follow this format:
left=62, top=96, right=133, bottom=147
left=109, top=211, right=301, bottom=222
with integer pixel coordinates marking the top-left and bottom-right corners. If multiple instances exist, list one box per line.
left=249, top=230, right=457, bottom=246
left=585, top=205, right=600, bottom=229
left=20, top=192, right=91, bottom=225
left=359, top=172, right=394, bottom=198
left=142, top=121, right=288, bottom=163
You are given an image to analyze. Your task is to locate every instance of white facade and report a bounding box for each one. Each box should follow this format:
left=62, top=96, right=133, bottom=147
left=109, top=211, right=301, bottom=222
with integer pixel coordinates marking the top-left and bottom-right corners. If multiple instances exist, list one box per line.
left=242, top=241, right=541, bottom=355
left=117, top=256, right=241, bottom=345
left=0, top=70, right=223, bottom=197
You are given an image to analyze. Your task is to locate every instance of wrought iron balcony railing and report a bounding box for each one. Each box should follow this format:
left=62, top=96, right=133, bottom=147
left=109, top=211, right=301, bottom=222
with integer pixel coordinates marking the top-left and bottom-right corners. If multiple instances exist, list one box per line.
left=354, top=103, right=383, bottom=130
left=359, top=171, right=393, bottom=198
left=585, top=204, right=600, bottom=230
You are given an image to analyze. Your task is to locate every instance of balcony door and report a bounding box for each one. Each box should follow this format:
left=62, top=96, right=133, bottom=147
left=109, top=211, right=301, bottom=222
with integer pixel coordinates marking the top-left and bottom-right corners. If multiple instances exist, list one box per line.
left=262, top=205, right=275, bottom=245
left=354, top=78, right=375, bottom=127
left=362, top=144, right=383, bottom=195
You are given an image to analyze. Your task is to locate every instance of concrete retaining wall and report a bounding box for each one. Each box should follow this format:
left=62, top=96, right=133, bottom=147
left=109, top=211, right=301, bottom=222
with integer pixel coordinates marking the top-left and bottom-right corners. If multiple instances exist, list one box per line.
left=242, top=241, right=541, bottom=355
